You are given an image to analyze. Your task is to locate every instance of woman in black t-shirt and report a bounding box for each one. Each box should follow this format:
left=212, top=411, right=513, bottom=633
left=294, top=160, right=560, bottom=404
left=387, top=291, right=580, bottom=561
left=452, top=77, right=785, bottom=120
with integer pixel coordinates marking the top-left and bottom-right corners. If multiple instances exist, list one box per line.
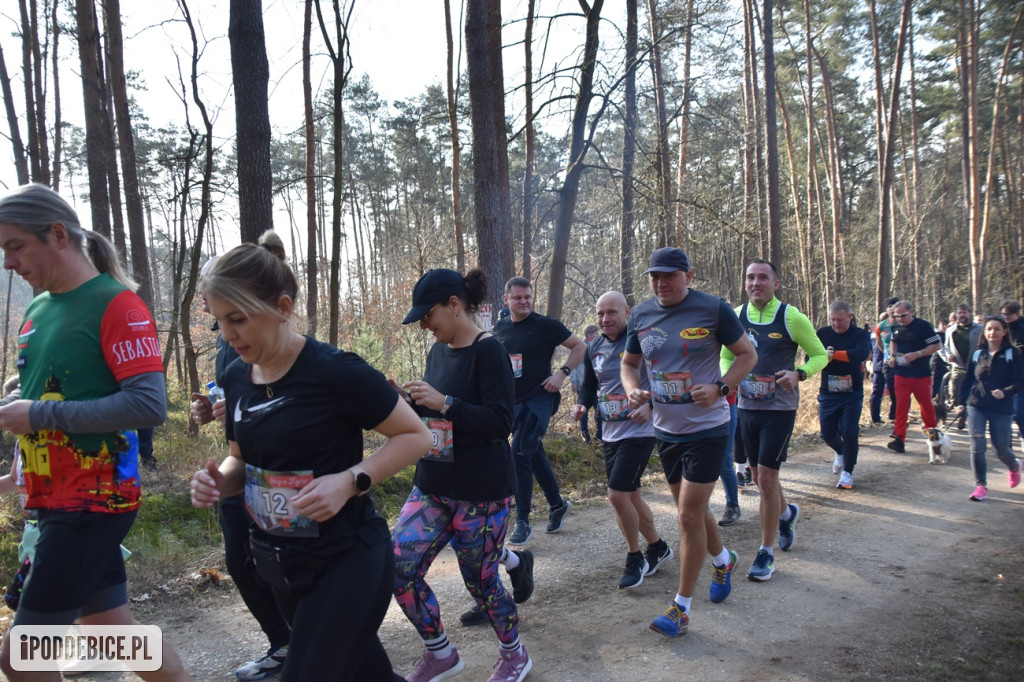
left=189, top=232, right=431, bottom=682
left=391, top=269, right=533, bottom=682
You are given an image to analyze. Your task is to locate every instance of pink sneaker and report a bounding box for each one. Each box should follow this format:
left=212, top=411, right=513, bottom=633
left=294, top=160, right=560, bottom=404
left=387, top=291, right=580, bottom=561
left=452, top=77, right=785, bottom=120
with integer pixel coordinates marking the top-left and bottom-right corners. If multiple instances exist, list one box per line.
left=1009, top=459, right=1022, bottom=489
left=969, top=485, right=988, bottom=501
left=407, top=649, right=465, bottom=682
left=487, top=645, right=532, bottom=682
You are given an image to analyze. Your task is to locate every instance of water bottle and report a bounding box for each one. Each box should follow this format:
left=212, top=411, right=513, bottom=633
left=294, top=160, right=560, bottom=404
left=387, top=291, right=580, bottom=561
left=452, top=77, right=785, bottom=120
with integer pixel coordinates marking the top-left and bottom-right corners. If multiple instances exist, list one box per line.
left=207, top=381, right=225, bottom=404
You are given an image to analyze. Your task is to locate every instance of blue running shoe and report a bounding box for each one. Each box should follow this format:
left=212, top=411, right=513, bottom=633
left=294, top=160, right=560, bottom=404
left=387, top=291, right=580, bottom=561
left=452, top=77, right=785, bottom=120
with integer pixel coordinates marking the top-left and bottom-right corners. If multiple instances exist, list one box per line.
left=709, top=550, right=737, bottom=603
left=778, top=503, right=800, bottom=551
left=649, top=602, right=688, bottom=637
left=747, top=549, right=774, bottom=582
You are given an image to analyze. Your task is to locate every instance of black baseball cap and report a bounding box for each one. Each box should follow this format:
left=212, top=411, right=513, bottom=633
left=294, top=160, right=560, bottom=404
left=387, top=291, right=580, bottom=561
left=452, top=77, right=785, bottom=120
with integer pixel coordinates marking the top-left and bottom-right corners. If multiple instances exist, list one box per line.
left=402, top=269, right=467, bottom=324
left=644, top=247, right=691, bottom=274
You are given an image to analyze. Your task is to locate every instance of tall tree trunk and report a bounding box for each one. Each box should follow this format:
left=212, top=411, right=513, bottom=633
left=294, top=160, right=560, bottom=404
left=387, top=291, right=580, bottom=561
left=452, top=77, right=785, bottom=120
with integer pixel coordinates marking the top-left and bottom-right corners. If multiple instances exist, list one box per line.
left=75, top=0, right=112, bottom=236
left=229, top=0, right=274, bottom=243
left=979, top=4, right=1024, bottom=309
left=465, top=0, right=514, bottom=304
left=303, top=0, right=318, bottom=336
left=547, top=0, right=604, bottom=320
left=521, top=0, right=536, bottom=278
left=29, top=0, right=49, bottom=184
left=647, top=0, right=673, bottom=247
left=103, top=0, right=153, bottom=307
left=444, top=0, right=467, bottom=273
left=315, top=0, right=354, bottom=345
left=19, top=0, right=40, bottom=181
left=762, top=0, right=782, bottom=264
left=742, top=0, right=762, bottom=256
left=0, top=43, right=29, bottom=184
left=875, top=0, right=913, bottom=314
left=813, top=46, right=845, bottom=296
left=621, top=0, right=639, bottom=304
left=675, top=0, right=694, bottom=243
left=50, top=0, right=61, bottom=190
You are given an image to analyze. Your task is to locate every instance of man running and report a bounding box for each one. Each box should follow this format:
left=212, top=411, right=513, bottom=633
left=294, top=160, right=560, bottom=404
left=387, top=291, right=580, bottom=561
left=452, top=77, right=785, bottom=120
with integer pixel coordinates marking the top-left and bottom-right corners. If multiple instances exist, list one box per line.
left=492, top=277, right=585, bottom=545
left=888, top=300, right=942, bottom=453
left=722, top=259, right=828, bottom=582
left=816, top=301, right=872, bottom=490
left=621, top=247, right=757, bottom=638
left=572, top=291, right=673, bottom=589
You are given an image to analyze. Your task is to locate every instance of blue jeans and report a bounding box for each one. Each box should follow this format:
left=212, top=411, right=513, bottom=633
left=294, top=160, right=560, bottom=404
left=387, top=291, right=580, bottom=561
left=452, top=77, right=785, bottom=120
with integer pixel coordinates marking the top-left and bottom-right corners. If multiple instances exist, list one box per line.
left=968, top=406, right=1018, bottom=488
left=818, top=391, right=864, bottom=474
left=869, top=370, right=886, bottom=423
left=512, top=393, right=563, bottom=523
left=718, top=402, right=739, bottom=507
left=1013, top=391, right=1024, bottom=440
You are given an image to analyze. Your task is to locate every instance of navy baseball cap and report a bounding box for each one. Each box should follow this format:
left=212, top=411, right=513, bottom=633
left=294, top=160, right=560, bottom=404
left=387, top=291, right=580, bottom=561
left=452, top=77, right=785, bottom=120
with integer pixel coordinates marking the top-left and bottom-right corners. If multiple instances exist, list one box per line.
left=402, top=269, right=467, bottom=324
left=643, top=247, right=691, bottom=274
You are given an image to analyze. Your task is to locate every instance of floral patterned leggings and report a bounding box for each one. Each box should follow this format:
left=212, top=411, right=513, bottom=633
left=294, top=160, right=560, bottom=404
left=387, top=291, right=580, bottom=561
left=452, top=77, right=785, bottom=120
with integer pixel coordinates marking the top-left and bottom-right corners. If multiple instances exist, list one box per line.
left=392, top=487, right=518, bottom=645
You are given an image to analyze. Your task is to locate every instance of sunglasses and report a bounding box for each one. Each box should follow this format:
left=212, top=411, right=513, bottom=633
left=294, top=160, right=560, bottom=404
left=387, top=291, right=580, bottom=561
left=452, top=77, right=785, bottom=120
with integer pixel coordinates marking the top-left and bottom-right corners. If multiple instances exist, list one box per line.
left=421, top=303, right=443, bottom=322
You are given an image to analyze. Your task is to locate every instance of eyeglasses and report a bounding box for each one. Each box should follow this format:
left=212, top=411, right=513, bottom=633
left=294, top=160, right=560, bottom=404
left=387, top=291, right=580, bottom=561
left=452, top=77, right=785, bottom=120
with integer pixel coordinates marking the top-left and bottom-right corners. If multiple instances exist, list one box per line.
left=421, top=303, right=442, bottom=322
left=894, top=312, right=911, bottom=319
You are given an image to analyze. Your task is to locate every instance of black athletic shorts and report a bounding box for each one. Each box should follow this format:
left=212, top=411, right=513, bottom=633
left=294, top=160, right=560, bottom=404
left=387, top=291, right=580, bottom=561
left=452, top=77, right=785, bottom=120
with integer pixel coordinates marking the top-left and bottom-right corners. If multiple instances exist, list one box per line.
left=657, top=436, right=727, bottom=485
left=14, top=509, right=136, bottom=626
left=736, top=408, right=796, bottom=471
left=602, top=437, right=656, bottom=492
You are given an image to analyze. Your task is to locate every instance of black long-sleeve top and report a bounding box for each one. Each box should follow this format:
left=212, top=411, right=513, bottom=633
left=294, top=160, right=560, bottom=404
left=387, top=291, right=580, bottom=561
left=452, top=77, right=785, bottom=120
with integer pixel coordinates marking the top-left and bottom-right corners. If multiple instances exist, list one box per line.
left=959, top=344, right=1024, bottom=415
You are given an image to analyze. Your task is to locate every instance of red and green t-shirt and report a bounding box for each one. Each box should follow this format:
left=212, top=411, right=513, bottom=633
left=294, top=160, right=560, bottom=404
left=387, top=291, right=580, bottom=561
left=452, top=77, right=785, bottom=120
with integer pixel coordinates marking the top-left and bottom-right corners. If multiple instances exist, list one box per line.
left=16, top=274, right=163, bottom=513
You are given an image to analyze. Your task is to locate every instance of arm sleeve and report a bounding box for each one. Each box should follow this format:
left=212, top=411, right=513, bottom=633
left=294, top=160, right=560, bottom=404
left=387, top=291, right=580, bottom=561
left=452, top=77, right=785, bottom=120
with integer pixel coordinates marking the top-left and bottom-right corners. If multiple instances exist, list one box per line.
left=789, top=307, right=829, bottom=377
left=844, top=329, right=873, bottom=365
left=719, top=303, right=743, bottom=374
left=579, top=345, right=598, bottom=409
left=448, top=340, right=515, bottom=441
left=29, top=371, right=167, bottom=432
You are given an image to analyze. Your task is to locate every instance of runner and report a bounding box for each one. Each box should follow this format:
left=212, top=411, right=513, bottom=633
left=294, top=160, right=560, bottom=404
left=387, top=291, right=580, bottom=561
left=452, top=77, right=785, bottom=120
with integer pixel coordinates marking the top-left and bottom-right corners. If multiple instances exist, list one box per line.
left=189, top=232, right=431, bottom=682
left=621, top=247, right=757, bottom=637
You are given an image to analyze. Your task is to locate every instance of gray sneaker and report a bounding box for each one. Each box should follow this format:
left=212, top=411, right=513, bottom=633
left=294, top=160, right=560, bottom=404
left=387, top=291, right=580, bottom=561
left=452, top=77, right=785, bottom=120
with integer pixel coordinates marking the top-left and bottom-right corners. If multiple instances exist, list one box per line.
left=545, top=500, right=572, bottom=533
left=508, top=520, right=532, bottom=545
left=777, top=503, right=800, bottom=551
left=718, top=505, right=741, bottom=526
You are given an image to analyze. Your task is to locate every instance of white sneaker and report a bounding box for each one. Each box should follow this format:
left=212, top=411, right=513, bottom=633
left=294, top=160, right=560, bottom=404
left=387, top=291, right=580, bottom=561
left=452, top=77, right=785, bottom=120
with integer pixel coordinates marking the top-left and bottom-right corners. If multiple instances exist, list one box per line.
left=832, top=454, right=844, bottom=475
left=837, top=471, right=853, bottom=489
left=235, top=647, right=288, bottom=681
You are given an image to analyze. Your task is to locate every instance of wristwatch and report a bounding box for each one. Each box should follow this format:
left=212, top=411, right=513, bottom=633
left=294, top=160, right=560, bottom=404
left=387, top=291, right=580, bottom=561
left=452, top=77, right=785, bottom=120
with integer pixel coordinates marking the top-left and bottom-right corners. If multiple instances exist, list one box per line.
left=440, top=395, right=454, bottom=416
left=715, top=381, right=731, bottom=397
left=797, top=369, right=808, bottom=382
left=349, top=465, right=372, bottom=495
left=559, top=365, right=572, bottom=376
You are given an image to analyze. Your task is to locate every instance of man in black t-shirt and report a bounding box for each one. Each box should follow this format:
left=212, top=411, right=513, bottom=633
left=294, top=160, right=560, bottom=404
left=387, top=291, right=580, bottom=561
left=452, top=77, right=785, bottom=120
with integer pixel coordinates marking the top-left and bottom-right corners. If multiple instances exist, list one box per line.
left=887, top=300, right=942, bottom=453
left=492, top=277, right=586, bottom=546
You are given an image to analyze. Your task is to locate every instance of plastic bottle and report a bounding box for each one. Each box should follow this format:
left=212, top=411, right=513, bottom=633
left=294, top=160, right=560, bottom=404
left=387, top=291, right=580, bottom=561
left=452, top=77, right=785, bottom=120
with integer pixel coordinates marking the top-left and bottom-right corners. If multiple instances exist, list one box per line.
left=207, top=381, right=225, bottom=404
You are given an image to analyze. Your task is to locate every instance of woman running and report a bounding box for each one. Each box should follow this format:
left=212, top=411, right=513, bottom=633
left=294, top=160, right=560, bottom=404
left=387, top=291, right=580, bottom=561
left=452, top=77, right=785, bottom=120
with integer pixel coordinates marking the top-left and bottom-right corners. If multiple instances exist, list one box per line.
left=392, top=268, right=532, bottom=682
left=189, top=232, right=431, bottom=681
left=956, top=316, right=1024, bottom=501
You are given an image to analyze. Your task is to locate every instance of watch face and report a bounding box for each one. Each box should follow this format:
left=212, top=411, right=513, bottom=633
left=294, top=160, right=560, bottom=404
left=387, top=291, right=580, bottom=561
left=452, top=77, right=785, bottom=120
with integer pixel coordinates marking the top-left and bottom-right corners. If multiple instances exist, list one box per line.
left=355, top=472, right=372, bottom=492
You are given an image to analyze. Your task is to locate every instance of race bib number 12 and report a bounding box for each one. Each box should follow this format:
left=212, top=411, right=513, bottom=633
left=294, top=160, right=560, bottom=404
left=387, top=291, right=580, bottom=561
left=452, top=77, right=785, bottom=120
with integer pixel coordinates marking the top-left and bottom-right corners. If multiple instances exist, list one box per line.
left=244, top=464, right=318, bottom=537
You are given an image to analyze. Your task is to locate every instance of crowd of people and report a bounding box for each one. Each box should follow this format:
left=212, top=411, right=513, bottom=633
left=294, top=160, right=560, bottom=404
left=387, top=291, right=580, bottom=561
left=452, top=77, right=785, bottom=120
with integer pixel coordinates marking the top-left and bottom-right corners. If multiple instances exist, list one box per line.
left=0, top=181, right=1022, bottom=681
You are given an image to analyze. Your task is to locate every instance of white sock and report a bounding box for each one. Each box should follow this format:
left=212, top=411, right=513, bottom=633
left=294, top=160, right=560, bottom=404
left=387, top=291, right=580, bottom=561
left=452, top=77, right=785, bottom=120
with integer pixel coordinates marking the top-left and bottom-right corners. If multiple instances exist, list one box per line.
left=500, top=638, right=522, bottom=653
left=712, top=547, right=731, bottom=568
left=779, top=506, right=793, bottom=522
left=424, top=634, right=453, bottom=659
left=759, top=544, right=773, bottom=556
left=673, top=594, right=692, bottom=612
left=503, top=549, right=520, bottom=570
left=735, top=463, right=746, bottom=474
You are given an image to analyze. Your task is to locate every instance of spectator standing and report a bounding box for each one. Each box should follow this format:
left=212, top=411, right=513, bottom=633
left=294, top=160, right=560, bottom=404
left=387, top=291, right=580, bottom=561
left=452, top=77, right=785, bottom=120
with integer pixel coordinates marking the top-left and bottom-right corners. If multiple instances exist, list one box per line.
left=945, top=304, right=982, bottom=430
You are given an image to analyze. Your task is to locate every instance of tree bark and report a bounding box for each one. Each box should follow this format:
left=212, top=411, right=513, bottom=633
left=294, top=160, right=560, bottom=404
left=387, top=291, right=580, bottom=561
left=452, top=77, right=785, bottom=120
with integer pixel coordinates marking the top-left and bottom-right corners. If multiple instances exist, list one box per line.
left=647, top=0, right=673, bottom=248
left=674, top=0, right=694, bottom=245
left=465, top=0, right=513, bottom=304
left=303, top=0, right=318, bottom=336
left=762, top=0, right=782, bottom=264
left=75, top=0, right=112, bottom=237
left=229, top=0, right=274, bottom=244
left=521, top=0, right=536, bottom=278
left=0, top=42, right=29, bottom=184
left=621, top=0, right=639, bottom=304
left=546, top=0, right=604, bottom=320
left=103, top=0, right=154, bottom=307
left=444, top=0, right=467, bottom=274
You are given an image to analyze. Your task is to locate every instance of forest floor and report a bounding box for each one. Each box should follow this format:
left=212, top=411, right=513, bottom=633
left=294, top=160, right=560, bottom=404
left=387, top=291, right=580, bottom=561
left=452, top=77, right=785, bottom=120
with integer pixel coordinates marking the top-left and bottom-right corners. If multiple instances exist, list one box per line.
left=4, top=423, right=1024, bottom=681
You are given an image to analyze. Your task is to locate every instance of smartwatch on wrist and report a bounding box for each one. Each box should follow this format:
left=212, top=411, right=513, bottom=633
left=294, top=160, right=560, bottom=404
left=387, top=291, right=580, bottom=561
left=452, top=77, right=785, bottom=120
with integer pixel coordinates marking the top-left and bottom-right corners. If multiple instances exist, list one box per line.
left=715, top=381, right=730, bottom=397
left=559, top=365, right=571, bottom=376
left=440, top=395, right=454, bottom=416
left=797, top=369, right=808, bottom=382
left=349, top=465, right=372, bottom=495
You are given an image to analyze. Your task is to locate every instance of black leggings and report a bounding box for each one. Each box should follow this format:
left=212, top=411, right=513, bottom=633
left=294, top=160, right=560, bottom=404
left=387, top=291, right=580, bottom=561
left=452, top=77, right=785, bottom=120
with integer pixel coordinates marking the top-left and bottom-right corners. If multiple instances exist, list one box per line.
left=220, top=495, right=291, bottom=651
left=272, top=529, right=401, bottom=682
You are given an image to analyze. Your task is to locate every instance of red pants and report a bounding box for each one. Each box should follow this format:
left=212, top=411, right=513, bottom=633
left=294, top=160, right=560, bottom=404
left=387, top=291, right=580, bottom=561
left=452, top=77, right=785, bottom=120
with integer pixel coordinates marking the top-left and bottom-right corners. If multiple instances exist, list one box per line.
left=894, top=375, right=937, bottom=439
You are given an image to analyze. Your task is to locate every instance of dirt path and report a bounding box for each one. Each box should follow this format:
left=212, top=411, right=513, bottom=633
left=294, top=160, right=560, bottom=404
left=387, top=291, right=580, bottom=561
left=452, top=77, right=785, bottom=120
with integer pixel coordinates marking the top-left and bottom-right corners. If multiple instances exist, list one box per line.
left=8, top=426, right=1024, bottom=681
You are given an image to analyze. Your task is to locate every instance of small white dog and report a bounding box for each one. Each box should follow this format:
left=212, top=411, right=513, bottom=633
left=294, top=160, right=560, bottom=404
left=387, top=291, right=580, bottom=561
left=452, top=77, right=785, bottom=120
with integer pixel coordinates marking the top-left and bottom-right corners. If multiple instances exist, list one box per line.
left=926, top=427, right=952, bottom=464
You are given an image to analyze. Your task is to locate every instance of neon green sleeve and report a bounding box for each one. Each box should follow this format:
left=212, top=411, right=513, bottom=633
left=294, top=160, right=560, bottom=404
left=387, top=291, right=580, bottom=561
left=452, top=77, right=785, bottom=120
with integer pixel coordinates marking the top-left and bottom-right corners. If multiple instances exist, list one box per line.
left=720, top=304, right=742, bottom=374
left=787, top=306, right=829, bottom=377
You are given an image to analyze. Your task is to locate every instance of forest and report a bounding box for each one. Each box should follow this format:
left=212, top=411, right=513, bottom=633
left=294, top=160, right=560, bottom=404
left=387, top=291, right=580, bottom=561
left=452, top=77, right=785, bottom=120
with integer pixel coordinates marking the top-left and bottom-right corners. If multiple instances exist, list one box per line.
left=1, top=0, right=1023, bottom=405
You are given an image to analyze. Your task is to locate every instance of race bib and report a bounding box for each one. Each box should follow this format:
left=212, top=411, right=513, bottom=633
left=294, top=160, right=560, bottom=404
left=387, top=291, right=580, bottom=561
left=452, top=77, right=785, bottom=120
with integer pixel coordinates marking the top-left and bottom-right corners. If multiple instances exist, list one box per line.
left=509, top=354, right=523, bottom=378
left=651, top=371, right=694, bottom=404
left=598, top=393, right=631, bottom=422
left=244, top=464, right=318, bottom=538
left=422, top=418, right=454, bottom=461
left=828, top=374, right=854, bottom=393
left=740, top=373, right=777, bottom=401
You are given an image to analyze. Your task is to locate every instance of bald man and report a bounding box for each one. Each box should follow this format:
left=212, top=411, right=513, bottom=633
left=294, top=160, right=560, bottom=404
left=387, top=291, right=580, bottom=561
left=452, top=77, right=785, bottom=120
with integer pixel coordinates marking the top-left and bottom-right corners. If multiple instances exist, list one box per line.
left=573, top=291, right=672, bottom=590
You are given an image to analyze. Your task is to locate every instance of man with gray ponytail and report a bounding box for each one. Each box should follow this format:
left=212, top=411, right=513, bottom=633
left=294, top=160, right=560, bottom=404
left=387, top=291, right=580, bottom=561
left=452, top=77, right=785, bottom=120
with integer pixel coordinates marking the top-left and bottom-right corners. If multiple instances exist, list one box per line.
left=0, top=184, right=191, bottom=680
